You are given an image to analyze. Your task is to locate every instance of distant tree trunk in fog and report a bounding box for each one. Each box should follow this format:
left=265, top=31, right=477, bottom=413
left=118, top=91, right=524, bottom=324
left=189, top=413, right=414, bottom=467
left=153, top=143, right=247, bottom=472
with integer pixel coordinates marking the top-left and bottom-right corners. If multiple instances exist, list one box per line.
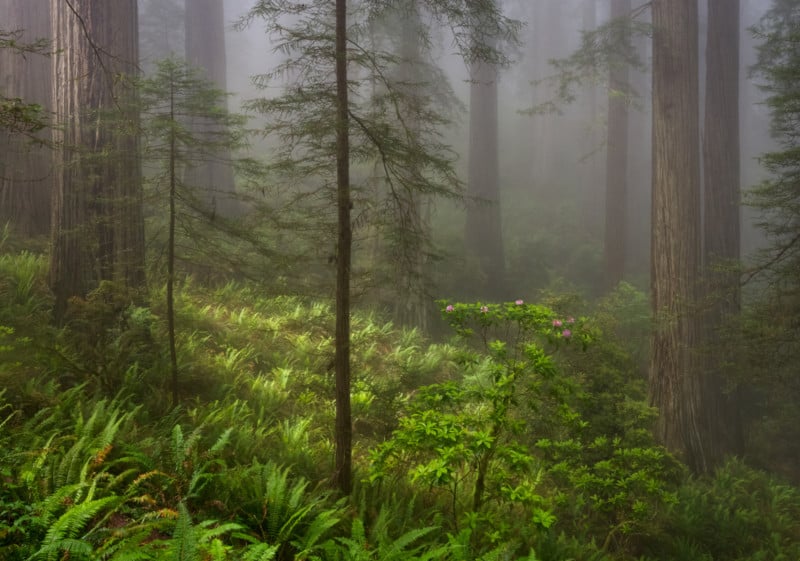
left=626, top=1, right=651, bottom=282
left=465, top=52, right=505, bottom=300
left=184, top=0, right=238, bottom=217
left=0, top=0, right=51, bottom=237
left=333, top=0, right=353, bottom=496
left=604, top=0, right=631, bottom=289
left=581, top=0, right=603, bottom=237
left=393, top=0, right=429, bottom=328
left=531, top=0, right=564, bottom=189
left=700, top=0, right=744, bottom=463
left=649, top=0, right=706, bottom=472
left=139, top=0, right=184, bottom=71
left=49, top=0, right=145, bottom=323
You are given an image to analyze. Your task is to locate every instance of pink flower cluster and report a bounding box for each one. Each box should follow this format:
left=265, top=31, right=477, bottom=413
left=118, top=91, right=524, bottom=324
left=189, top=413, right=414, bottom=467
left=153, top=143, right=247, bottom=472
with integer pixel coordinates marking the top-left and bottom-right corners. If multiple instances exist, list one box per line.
left=554, top=316, right=576, bottom=338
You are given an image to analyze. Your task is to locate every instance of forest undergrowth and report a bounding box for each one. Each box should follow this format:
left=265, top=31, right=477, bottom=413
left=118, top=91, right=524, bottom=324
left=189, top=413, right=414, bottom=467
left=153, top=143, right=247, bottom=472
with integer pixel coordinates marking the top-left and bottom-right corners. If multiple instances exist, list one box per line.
left=1, top=250, right=799, bottom=561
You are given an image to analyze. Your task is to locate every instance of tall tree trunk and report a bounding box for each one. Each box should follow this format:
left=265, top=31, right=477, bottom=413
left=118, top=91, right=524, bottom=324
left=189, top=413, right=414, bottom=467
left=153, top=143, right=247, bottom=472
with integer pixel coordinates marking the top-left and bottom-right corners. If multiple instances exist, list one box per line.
left=701, top=0, right=743, bottom=463
left=0, top=0, right=51, bottom=238
left=581, top=0, right=603, bottom=237
left=604, top=0, right=631, bottom=289
left=167, top=66, right=179, bottom=406
left=184, top=0, right=237, bottom=218
left=334, top=0, right=353, bottom=496
left=393, top=0, right=429, bottom=328
left=49, top=0, right=144, bottom=322
left=626, top=1, right=652, bottom=283
left=465, top=40, right=505, bottom=300
left=649, top=0, right=705, bottom=471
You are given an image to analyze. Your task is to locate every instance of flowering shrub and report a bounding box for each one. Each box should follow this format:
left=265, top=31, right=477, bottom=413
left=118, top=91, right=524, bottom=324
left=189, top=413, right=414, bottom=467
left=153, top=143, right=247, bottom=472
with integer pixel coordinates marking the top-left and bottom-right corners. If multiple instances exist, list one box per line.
left=370, top=300, right=588, bottom=550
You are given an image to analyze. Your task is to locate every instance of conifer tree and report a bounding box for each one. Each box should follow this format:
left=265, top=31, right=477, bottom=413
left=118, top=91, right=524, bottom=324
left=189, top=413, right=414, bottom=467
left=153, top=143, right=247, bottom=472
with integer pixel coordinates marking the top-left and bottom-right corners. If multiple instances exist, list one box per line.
left=49, top=0, right=144, bottom=322
left=242, top=0, right=519, bottom=495
left=0, top=0, right=51, bottom=238
left=138, top=57, right=250, bottom=404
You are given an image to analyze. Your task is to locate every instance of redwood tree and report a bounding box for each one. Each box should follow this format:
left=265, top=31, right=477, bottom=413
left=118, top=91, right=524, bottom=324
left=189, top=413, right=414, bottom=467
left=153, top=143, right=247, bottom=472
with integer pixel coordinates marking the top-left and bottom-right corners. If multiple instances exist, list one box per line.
left=648, top=0, right=705, bottom=471
left=184, top=0, right=238, bottom=217
left=604, top=0, right=631, bottom=289
left=700, top=0, right=744, bottom=465
left=465, top=42, right=505, bottom=300
left=49, top=0, right=144, bottom=322
left=0, top=0, right=51, bottom=238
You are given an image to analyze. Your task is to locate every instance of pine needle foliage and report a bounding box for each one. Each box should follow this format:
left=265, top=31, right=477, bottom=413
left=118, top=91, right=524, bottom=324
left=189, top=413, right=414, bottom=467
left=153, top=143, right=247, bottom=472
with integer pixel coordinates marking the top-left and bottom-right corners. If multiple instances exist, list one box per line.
left=237, top=0, right=520, bottom=308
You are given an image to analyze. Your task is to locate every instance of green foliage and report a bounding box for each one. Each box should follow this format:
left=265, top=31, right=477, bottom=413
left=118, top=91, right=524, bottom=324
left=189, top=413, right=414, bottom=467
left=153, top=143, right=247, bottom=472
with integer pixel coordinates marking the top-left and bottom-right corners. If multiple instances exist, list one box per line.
left=226, top=461, right=342, bottom=560
left=58, top=281, right=158, bottom=394
left=524, top=9, right=651, bottom=115
left=647, top=459, right=800, bottom=561
left=0, top=30, right=51, bottom=134
left=740, top=0, right=800, bottom=483
left=372, top=301, right=582, bottom=552
left=748, top=0, right=800, bottom=288
left=1, top=256, right=799, bottom=560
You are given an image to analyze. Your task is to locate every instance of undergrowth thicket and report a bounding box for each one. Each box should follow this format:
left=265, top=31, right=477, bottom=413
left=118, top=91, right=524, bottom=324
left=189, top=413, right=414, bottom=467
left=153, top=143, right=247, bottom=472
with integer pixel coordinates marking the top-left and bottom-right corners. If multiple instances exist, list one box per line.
left=1, top=250, right=799, bottom=560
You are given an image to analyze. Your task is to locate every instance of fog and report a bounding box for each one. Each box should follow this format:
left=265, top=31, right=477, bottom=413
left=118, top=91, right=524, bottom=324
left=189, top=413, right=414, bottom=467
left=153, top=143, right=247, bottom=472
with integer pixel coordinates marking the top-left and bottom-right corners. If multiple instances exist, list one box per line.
left=2, top=4, right=799, bottom=551
left=149, top=0, right=769, bottom=301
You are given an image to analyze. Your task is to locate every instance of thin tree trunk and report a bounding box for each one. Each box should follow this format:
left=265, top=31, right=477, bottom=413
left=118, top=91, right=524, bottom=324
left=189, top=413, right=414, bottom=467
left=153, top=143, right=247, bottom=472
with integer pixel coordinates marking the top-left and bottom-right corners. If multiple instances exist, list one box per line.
left=604, top=0, right=631, bottom=289
left=334, top=0, right=353, bottom=496
left=701, top=0, right=743, bottom=464
left=649, top=0, right=705, bottom=471
left=168, top=66, right=179, bottom=406
left=0, top=0, right=51, bottom=238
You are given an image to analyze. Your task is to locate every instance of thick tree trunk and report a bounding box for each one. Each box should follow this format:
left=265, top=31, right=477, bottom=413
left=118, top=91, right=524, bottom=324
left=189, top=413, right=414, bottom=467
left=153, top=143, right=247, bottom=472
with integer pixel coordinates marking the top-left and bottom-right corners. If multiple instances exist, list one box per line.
left=465, top=50, right=505, bottom=300
left=649, top=0, right=705, bottom=471
left=334, top=0, right=353, bottom=496
left=701, top=0, right=743, bottom=463
left=184, top=0, right=237, bottom=218
left=49, top=0, right=144, bottom=322
left=0, top=0, right=51, bottom=238
left=604, top=0, right=631, bottom=289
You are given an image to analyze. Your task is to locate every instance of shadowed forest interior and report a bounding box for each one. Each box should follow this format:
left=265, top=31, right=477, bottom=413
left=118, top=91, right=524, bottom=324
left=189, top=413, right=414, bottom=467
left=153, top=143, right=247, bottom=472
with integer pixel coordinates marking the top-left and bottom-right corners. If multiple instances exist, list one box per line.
left=1, top=1, right=800, bottom=560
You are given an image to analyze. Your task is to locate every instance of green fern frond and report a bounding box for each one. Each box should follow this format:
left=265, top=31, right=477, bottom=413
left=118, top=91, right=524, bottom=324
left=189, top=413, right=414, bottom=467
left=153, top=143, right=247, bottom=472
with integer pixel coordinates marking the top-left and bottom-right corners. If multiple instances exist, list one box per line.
left=195, top=520, right=244, bottom=544
left=31, top=537, right=94, bottom=561
left=208, top=427, right=233, bottom=455
left=172, top=501, right=199, bottom=561
left=379, top=526, right=438, bottom=560
left=241, top=542, right=279, bottom=561
left=33, top=494, right=120, bottom=560
left=293, top=503, right=342, bottom=552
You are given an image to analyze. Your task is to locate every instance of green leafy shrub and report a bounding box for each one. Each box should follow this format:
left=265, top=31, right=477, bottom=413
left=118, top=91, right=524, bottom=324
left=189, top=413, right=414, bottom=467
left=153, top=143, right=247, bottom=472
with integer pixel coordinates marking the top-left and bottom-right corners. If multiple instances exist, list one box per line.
left=647, top=459, right=800, bottom=561
left=58, top=281, right=159, bottom=395
left=371, top=301, right=581, bottom=554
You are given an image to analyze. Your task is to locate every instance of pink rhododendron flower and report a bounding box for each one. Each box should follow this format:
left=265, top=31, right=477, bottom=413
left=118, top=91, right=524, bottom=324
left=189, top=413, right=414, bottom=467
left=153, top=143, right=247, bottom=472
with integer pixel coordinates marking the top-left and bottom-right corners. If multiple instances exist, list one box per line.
left=480, top=306, right=489, bottom=313
left=566, top=316, right=575, bottom=324
left=515, top=299, right=524, bottom=305
left=445, top=305, right=454, bottom=312
left=562, top=329, right=572, bottom=338
left=552, top=319, right=563, bottom=328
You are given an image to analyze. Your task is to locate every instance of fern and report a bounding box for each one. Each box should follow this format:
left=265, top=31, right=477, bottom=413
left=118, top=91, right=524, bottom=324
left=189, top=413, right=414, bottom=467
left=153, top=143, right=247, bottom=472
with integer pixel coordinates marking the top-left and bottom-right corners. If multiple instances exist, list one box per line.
left=326, top=516, right=448, bottom=561
left=31, top=494, right=120, bottom=561
left=241, top=542, right=279, bottom=561
left=172, top=501, right=199, bottom=561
